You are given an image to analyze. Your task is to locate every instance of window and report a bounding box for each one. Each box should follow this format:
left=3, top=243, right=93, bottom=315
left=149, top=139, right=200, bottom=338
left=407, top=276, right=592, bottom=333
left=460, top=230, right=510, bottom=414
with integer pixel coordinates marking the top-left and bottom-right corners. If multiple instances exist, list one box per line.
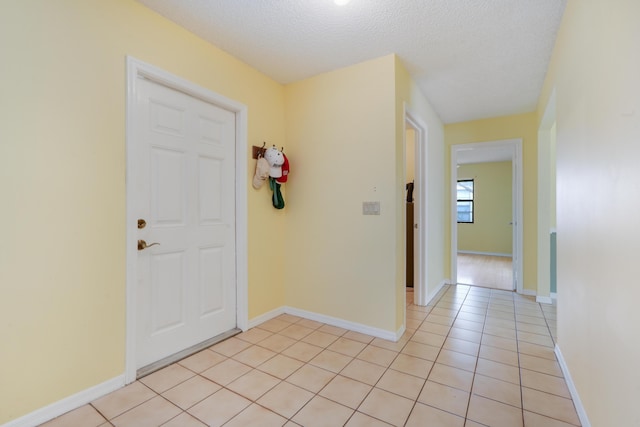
left=457, top=179, right=474, bottom=223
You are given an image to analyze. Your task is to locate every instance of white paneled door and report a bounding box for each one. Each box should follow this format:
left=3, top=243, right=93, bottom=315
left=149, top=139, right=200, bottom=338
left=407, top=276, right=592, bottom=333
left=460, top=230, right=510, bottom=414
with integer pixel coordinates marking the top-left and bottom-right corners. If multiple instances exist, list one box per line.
left=134, top=76, right=236, bottom=370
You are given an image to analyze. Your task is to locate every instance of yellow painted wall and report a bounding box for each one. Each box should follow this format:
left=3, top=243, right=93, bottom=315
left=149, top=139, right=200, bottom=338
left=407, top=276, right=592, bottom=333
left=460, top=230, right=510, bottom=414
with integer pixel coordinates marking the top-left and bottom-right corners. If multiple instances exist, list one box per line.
left=445, top=113, right=538, bottom=291
left=457, top=162, right=512, bottom=255
left=284, top=56, right=398, bottom=331
left=0, top=0, right=286, bottom=423
left=537, top=0, right=640, bottom=424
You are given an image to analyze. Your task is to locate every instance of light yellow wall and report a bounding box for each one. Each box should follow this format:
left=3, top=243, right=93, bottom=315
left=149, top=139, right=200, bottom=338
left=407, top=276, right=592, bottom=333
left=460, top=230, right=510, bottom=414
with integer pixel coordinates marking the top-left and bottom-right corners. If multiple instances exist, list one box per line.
left=0, top=0, right=286, bottom=423
left=537, top=0, right=640, bottom=424
left=395, top=57, right=447, bottom=315
left=457, top=162, right=512, bottom=255
left=284, top=56, right=399, bottom=332
left=445, top=113, right=538, bottom=292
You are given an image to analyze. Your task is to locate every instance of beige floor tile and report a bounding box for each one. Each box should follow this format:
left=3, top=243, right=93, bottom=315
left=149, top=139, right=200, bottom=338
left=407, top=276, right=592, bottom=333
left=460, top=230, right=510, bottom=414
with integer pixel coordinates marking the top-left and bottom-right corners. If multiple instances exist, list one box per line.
left=411, top=330, right=447, bottom=347
left=370, top=336, right=409, bottom=352
left=292, top=395, right=354, bottom=426
left=456, top=311, right=486, bottom=323
left=453, top=318, right=484, bottom=332
left=417, top=380, right=469, bottom=417
left=426, top=313, right=456, bottom=326
left=356, top=345, right=398, bottom=367
left=223, top=403, right=287, bottom=427
left=427, top=363, right=474, bottom=392
left=522, top=387, right=580, bottom=425
left=233, top=345, right=277, bottom=367
left=436, top=349, right=478, bottom=372
left=519, top=354, right=563, bottom=377
left=41, top=404, right=106, bottom=427
left=200, top=358, right=252, bottom=386
left=280, top=324, right=315, bottom=340
left=257, top=318, right=291, bottom=333
left=518, top=341, right=557, bottom=361
left=517, top=322, right=551, bottom=336
left=282, top=341, right=324, bottom=362
left=390, top=353, right=433, bottom=379
left=486, top=309, right=516, bottom=321
left=341, top=359, right=386, bottom=385
left=110, top=396, right=181, bottom=427
left=481, top=333, right=518, bottom=352
left=430, top=307, right=458, bottom=317
left=161, top=411, right=207, bottom=427
left=343, top=330, right=375, bottom=344
left=345, top=411, right=393, bottom=426
left=161, top=375, right=221, bottom=410
left=405, top=402, right=465, bottom=427
left=406, top=317, right=423, bottom=330
left=418, top=321, right=451, bottom=336
left=401, top=341, right=440, bottom=361
left=209, top=337, right=252, bottom=357
left=188, top=388, right=251, bottom=427
left=178, top=349, right=226, bottom=373
left=256, top=333, right=297, bottom=353
left=92, top=381, right=157, bottom=420
left=319, top=375, right=372, bottom=409
left=257, top=354, right=305, bottom=379
left=302, top=330, right=341, bottom=348
left=236, top=327, right=273, bottom=344
left=376, top=369, right=425, bottom=400
left=459, top=305, right=488, bottom=316
left=443, top=337, right=480, bottom=356
left=520, top=368, right=571, bottom=398
left=479, top=344, right=519, bottom=367
left=475, top=358, right=521, bottom=384
left=485, top=317, right=517, bottom=330
left=328, top=337, right=368, bottom=357
left=467, top=394, right=523, bottom=427
left=406, top=309, right=428, bottom=321
left=524, top=410, right=579, bottom=427
left=518, top=331, right=555, bottom=348
left=277, top=313, right=303, bottom=323
left=472, top=374, right=522, bottom=407
left=296, top=318, right=324, bottom=329
left=484, top=325, right=518, bottom=339
left=358, top=388, right=414, bottom=426
left=139, top=363, right=195, bottom=394
left=447, top=327, right=483, bottom=343
left=257, top=381, right=314, bottom=418
left=286, top=363, right=336, bottom=393
left=226, top=369, right=280, bottom=401
left=309, top=349, right=352, bottom=373
left=318, top=324, right=348, bottom=336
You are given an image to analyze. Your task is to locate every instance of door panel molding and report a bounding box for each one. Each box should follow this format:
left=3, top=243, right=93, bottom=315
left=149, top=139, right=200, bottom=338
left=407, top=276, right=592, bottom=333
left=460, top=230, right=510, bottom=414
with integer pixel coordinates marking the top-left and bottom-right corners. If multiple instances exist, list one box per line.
left=125, top=57, right=248, bottom=383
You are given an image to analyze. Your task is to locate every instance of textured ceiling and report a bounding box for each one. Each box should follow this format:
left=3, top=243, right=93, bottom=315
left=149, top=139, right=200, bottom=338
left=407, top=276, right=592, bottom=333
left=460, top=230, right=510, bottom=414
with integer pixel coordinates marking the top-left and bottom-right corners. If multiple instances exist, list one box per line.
left=137, top=0, right=566, bottom=124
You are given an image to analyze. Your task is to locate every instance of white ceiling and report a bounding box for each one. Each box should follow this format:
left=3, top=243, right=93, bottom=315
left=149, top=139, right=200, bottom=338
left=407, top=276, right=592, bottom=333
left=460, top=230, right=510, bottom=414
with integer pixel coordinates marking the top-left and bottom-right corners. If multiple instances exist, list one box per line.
left=137, top=0, right=566, bottom=124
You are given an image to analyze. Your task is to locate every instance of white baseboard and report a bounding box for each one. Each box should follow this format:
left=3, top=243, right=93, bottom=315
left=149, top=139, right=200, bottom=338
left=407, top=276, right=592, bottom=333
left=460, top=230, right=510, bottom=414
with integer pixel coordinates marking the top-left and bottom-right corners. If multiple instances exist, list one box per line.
left=284, top=306, right=401, bottom=342
left=3, top=375, right=125, bottom=427
left=551, top=292, right=557, bottom=299
left=536, top=295, right=553, bottom=304
left=246, top=306, right=286, bottom=330
left=554, top=344, right=591, bottom=427
left=423, top=280, right=447, bottom=306
left=457, top=250, right=512, bottom=258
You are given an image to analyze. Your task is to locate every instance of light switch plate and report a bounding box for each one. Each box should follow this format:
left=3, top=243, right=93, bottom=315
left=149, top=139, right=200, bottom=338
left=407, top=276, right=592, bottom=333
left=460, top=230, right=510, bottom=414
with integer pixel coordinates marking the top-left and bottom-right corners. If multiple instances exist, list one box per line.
left=362, top=201, right=380, bottom=215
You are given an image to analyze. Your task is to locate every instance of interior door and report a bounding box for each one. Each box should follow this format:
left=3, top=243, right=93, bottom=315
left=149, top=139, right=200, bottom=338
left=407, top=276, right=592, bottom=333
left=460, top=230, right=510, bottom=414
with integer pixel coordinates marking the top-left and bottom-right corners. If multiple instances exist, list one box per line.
left=134, top=76, right=236, bottom=370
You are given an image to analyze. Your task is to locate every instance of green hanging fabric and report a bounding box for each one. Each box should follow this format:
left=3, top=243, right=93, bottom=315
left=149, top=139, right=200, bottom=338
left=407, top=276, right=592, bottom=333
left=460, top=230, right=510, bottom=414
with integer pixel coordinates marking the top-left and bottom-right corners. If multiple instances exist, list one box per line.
left=269, top=177, right=285, bottom=209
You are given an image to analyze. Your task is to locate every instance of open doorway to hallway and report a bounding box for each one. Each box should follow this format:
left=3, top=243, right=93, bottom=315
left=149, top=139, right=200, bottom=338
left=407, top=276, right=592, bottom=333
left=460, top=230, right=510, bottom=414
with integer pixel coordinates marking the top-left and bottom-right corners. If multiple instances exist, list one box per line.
left=457, top=253, right=513, bottom=290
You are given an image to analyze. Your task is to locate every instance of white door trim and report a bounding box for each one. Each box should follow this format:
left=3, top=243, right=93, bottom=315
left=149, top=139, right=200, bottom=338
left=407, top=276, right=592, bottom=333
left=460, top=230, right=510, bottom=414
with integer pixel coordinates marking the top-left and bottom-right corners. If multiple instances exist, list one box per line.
left=404, top=104, right=428, bottom=306
left=450, top=139, right=523, bottom=294
left=124, top=56, right=248, bottom=383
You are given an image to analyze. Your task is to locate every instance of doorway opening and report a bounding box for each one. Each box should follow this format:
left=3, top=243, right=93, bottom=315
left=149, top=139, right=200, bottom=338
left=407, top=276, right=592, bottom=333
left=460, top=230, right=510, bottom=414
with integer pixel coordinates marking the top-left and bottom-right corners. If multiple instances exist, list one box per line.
left=404, top=107, right=428, bottom=306
left=451, top=139, right=523, bottom=294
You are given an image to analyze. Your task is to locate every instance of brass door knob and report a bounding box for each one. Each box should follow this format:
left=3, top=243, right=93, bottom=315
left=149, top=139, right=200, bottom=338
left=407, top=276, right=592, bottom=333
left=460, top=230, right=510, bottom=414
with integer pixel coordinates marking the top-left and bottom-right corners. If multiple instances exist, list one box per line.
left=138, top=239, right=160, bottom=251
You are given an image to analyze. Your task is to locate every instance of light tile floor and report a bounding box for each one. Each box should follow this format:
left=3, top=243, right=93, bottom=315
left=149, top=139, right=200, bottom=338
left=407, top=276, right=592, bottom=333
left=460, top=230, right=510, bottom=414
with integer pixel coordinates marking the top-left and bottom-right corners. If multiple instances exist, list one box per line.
left=41, top=285, right=579, bottom=427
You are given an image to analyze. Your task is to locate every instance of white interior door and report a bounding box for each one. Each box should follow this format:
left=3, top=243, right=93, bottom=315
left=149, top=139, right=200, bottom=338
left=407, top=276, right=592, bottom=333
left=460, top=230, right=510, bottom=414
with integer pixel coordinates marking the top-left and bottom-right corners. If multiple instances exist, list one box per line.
left=134, top=76, right=236, bottom=370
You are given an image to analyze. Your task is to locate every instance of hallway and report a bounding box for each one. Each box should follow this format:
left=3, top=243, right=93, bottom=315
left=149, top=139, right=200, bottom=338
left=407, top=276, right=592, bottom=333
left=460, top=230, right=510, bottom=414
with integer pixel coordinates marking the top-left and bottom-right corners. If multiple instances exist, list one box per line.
left=42, top=285, right=578, bottom=426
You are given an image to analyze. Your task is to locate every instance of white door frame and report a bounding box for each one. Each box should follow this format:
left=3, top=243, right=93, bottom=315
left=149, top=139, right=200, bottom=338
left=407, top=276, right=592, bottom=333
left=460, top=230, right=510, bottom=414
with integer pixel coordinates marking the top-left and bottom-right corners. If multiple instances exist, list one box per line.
left=404, top=105, right=428, bottom=306
left=450, top=139, right=523, bottom=294
left=124, top=57, right=248, bottom=383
